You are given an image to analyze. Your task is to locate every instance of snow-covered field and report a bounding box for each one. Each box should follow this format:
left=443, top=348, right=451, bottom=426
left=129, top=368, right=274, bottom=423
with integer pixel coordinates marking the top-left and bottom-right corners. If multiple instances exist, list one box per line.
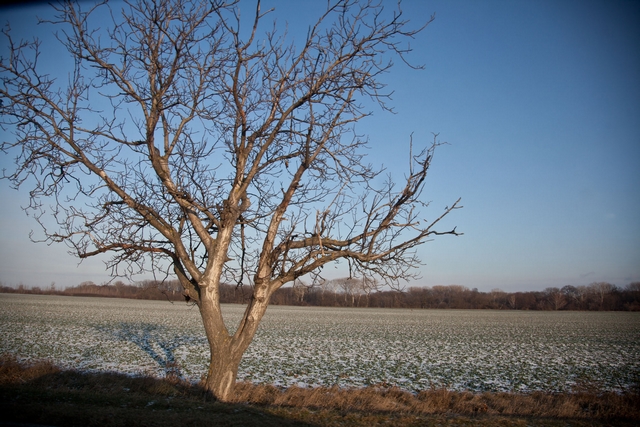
left=1, top=293, right=638, bottom=393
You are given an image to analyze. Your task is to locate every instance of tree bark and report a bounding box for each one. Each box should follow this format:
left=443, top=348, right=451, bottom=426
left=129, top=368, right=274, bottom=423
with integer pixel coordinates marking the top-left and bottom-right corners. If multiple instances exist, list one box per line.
left=198, top=277, right=272, bottom=401
left=204, top=344, right=242, bottom=402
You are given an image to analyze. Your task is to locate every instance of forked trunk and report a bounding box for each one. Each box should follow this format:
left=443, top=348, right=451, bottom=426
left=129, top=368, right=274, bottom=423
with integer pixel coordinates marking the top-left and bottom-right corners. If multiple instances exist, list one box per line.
left=198, top=282, right=272, bottom=402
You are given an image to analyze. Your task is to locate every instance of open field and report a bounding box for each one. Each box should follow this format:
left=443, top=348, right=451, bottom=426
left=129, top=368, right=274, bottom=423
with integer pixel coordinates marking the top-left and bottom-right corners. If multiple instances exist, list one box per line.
left=1, top=293, right=639, bottom=395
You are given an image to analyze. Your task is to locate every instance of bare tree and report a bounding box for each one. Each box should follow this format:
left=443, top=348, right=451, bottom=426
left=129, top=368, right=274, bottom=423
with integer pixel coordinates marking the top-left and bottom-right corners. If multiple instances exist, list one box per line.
left=315, top=277, right=339, bottom=306
left=544, top=287, right=566, bottom=311
left=562, top=284, right=588, bottom=309
left=507, top=293, right=517, bottom=309
left=333, top=276, right=362, bottom=306
left=627, top=282, right=640, bottom=293
left=490, top=288, right=506, bottom=309
left=358, top=275, right=381, bottom=307
left=291, top=278, right=309, bottom=304
left=0, top=0, right=461, bottom=401
left=588, top=282, right=615, bottom=310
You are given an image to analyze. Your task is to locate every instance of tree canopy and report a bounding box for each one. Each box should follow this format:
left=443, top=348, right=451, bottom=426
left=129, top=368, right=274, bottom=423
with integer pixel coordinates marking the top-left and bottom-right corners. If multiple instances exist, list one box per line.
left=1, top=0, right=461, bottom=400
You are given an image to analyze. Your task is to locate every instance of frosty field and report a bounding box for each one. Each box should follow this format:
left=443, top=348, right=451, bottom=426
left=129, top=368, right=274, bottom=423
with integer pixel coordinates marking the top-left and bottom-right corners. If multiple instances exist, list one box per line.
left=1, top=293, right=638, bottom=394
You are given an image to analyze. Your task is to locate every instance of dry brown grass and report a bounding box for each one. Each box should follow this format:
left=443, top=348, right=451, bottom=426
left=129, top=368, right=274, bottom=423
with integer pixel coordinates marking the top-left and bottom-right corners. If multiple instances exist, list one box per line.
left=0, top=353, right=61, bottom=384
left=231, top=381, right=640, bottom=420
left=2, top=354, right=638, bottom=426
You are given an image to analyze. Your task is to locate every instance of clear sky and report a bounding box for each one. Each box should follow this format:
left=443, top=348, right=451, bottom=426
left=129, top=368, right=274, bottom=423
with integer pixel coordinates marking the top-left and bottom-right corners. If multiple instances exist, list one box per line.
left=1, top=0, right=638, bottom=292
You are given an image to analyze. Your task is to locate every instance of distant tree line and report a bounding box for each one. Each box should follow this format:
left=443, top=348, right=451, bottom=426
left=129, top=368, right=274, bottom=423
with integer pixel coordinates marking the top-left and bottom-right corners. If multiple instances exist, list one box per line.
left=1, top=279, right=639, bottom=311
left=269, top=280, right=640, bottom=311
left=0, top=280, right=183, bottom=301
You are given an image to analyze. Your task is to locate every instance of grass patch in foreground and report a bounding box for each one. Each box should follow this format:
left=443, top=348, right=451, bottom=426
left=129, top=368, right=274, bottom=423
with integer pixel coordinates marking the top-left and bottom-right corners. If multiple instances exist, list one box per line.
left=1, top=355, right=638, bottom=427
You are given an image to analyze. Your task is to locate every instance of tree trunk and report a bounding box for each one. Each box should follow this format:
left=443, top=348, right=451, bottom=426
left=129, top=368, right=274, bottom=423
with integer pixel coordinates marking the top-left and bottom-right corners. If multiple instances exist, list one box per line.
left=198, top=280, right=272, bottom=402
left=203, top=344, right=243, bottom=402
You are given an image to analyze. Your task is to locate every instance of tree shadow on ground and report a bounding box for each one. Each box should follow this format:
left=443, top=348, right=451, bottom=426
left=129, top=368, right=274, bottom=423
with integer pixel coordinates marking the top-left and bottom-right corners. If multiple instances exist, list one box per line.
left=0, top=356, right=316, bottom=426
left=97, top=322, right=204, bottom=379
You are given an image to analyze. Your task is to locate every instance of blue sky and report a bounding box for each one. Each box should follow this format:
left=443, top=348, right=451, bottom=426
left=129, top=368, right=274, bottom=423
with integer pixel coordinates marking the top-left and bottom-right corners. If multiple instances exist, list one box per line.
left=1, top=0, right=638, bottom=292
